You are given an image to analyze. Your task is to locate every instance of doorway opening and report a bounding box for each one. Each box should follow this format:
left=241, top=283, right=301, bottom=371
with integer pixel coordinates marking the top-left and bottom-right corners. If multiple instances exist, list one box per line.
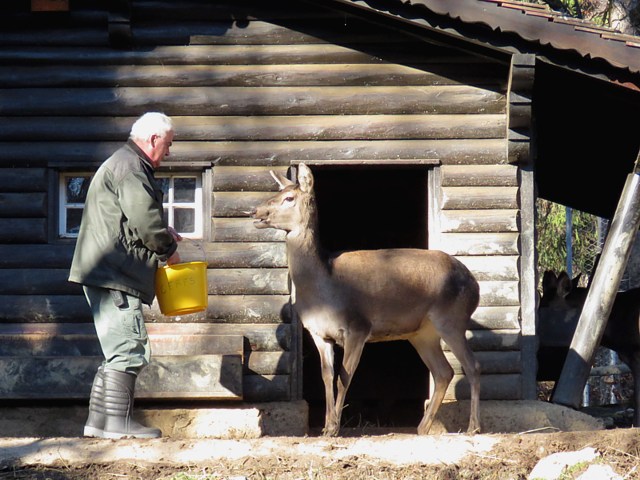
left=300, top=165, right=432, bottom=430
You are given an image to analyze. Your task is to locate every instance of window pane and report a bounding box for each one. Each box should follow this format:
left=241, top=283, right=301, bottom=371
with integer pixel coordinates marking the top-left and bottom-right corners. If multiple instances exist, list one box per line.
left=66, top=177, right=90, bottom=203
left=66, top=208, right=84, bottom=234
left=174, top=177, right=196, bottom=202
left=174, top=208, right=195, bottom=233
left=157, top=178, right=170, bottom=198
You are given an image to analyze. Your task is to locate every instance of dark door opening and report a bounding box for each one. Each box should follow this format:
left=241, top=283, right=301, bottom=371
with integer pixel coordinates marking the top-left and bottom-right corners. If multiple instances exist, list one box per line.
left=301, top=165, right=431, bottom=430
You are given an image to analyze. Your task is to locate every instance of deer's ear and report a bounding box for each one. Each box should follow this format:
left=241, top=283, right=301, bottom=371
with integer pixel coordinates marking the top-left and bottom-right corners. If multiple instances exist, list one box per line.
left=270, top=170, right=295, bottom=190
left=297, top=163, right=314, bottom=193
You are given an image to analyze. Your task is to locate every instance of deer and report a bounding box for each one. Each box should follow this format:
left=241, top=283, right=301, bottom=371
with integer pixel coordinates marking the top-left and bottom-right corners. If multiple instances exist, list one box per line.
left=252, top=163, right=481, bottom=436
left=538, top=270, right=640, bottom=425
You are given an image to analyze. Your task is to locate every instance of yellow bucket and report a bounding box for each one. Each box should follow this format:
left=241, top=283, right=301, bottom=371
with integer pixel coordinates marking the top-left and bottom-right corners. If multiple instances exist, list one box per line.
left=155, top=261, right=208, bottom=316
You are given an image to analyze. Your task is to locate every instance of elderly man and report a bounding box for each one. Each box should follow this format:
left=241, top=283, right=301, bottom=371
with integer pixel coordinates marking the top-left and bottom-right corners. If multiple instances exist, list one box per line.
left=69, top=112, right=181, bottom=439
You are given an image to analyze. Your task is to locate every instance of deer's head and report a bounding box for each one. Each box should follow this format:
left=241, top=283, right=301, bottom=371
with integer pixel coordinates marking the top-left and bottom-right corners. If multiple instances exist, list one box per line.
left=252, top=163, right=317, bottom=234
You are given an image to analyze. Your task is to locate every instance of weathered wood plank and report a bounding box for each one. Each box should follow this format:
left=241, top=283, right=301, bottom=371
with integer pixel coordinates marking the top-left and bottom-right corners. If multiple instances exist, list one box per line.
left=146, top=295, right=292, bottom=324
left=0, top=139, right=508, bottom=167
left=440, top=209, right=518, bottom=233
left=0, top=296, right=92, bottom=322
left=470, top=306, right=520, bottom=330
left=0, top=168, right=47, bottom=192
left=181, top=242, right=287, bottom=268
left=1, top=86, right=505, bottom=116
left=0, top=44, right=497, bottom=66
left=213, top=166, right=289, bottom=192
left=208, top=268, right=290, bottom=295
left=0, top=244, right=74, bottom=268
left=456, top=255, right=519, bottom=281
left=243, top=374, right=290, bottom=401
left=445, top=374, right=521, bottom=400
left=0, top=355, right=243, bottom=400
left=245, top=351, right=292, bottom=375
left=0, top=64, right=505, bottom=88
left=439, top=233, right=519, bottom=256
left=478, top=281, right=520, bottom=307
left=461, top=329, right=520, bottom=351
left=0, top=333, right=243, bottom=357
left=0, top=322, right=292, bottom=352
left=0, top=192, right=47, bottom=218
left=440, top=186, right=519, bottom=209
left=213, top=192, right=276, bottom=218
left=86, top=262, right=277, bottom=299
left=440, top=164, right=517, bottom=186
left=0, top=269, right=80, bottom=295
left=445, top=350, right=521, bottom=375
left=213, top=218, right=286, bottom=242
left=0, top=219, right=47, bottom=243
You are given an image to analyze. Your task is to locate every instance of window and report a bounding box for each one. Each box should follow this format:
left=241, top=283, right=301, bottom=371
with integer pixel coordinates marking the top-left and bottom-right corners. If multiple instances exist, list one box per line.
left=59, top=172, right=203, bottom=239
left=156, top=174, right=203, bottom=239
left=59, top=173, right=92, bottom=238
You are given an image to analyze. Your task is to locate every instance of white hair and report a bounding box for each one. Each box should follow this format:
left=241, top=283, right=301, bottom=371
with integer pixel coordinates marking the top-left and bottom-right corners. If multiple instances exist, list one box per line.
left=130, top=112, right=174, bottom=141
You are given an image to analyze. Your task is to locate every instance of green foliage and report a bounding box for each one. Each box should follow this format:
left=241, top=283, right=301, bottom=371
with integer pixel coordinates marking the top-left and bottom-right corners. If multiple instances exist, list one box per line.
left=536, top=199, right=600, bottom=284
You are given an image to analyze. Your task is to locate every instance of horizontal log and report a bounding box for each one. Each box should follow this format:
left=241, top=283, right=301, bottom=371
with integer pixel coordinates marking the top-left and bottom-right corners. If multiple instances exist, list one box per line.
left=0, top=44, right=494, bottom=66
left=0, top=139, right=508, bottom=167
left=0, top=63, right=505, bottom=88
left=213, top=166, right=289, bottom=192
left=245, top=351, right=292, bottom=375
left=145, top=295, right=292, bottom=324
left=441, top=186, right=519, bottom=209
left=445, top=373, right=521, bottom=400
left=0, top=192, right=47, bottom=218
left=0, top=322, right=293, bottom=353
left=438, top=232, right=519, bottom=256
left=440, top=164, right=518, bottom=187
left=0, top=168, right=47, bottom=192
left=1, top=86, right=505, bottom=116
left=456, top=255, right=519, bottom=281
left=0, top=244, right=75, bottom=268
left=0, top=31, right=107, bottom=48
left=181, top=241, right=287, bottom=268
left=0, top=333, right=243, bottom=357
left=470, top=306, right=520, bottom=330
left=0, top=293, right=293, bottom=325
left=0, top=114, right=505, bottom=142
left=213, top=218, right=286, bottom=242
left=243, top=374, right=290, bottom=401
left=461, top=329, right=520, bottom=351
left=208, top=268, right=290, bottom=295
left=0, top=355, right=243, bottom=400
left=213, top=192, right=275, bottom=217
left=0, top=219, right=47, bottom=243
left=478, top=281, right=520, bottom=307
left=445, top=350, right=521, bottom=375
left=439, top=209, right=518, bottom=233
left=0, top=266, right=289, bottom=296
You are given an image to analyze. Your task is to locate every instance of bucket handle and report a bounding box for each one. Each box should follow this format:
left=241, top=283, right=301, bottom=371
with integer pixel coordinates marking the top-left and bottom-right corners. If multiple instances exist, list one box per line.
left=160, top=237, right=207, bottom=265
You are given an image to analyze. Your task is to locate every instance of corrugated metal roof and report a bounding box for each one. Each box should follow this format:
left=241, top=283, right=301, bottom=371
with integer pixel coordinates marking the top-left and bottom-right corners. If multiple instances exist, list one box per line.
left=405, top=0, right=640, bottom=74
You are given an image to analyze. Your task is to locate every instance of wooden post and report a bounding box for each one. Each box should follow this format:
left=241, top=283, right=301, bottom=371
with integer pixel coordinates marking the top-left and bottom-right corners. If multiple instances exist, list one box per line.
left=552, top=151, right=640, bottom=408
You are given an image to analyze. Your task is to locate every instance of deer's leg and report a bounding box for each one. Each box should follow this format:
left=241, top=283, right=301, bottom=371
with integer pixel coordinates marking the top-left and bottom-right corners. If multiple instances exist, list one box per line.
left=309, top=333, right=339, bottom=436
left=332, top=331, right=368, bottom=436
left=439, top=327, right=481, bottom=434
left=409, top=326, right=454, bottom=435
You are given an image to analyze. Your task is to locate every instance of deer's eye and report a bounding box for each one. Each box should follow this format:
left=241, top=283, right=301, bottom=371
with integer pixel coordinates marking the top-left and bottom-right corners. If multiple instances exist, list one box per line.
left=283, top=195, right=295, bottom=203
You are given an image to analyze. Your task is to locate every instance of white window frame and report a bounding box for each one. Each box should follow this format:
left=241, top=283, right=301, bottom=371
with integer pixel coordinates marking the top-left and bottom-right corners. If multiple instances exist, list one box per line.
left=58, top=172, right=204, bottom=239
left=156, top=173, right=204, bottom=239
left=58, top=172, right=92, bottom=238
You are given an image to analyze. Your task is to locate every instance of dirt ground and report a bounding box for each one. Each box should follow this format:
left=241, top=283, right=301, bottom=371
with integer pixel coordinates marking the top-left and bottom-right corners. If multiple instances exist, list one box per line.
left=2, top=425, right=640, bottom=480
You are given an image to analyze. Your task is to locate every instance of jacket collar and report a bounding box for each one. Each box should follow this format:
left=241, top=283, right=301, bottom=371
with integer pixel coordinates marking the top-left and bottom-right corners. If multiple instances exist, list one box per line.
left=126, top=138, right=155, bottom=171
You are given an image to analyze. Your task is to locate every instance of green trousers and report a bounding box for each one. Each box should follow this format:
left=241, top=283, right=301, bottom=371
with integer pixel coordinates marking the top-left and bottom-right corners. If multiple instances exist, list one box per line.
left=83, top=285, right=151, bottom=376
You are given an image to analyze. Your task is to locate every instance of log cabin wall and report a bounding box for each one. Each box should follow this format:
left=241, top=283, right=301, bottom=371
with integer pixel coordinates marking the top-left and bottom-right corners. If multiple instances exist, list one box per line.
left=0, top=0, right=526, bottom=412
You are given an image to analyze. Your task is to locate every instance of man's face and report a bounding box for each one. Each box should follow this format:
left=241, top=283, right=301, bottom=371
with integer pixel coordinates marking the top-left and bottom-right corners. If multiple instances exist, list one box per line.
left=149, top=130, right=174, bottom=168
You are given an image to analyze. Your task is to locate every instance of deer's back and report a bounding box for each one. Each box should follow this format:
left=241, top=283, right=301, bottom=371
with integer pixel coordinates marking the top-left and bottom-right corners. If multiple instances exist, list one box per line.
left=324, top=248, right=479, bottom=322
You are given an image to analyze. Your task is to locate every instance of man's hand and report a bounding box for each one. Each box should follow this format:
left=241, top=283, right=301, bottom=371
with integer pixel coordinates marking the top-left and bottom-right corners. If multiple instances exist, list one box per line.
left=167, top=250, right=181, bottom=265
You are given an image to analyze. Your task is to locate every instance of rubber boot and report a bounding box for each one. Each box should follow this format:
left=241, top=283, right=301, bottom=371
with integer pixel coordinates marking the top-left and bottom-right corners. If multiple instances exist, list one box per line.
left=102, top=369, right=161, bottom=439
left=83, top=366, right=106, bottom=438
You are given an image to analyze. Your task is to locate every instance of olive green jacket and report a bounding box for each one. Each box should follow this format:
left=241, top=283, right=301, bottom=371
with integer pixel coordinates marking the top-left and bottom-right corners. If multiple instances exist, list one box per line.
left=68, top=140, right=178, bottom=304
